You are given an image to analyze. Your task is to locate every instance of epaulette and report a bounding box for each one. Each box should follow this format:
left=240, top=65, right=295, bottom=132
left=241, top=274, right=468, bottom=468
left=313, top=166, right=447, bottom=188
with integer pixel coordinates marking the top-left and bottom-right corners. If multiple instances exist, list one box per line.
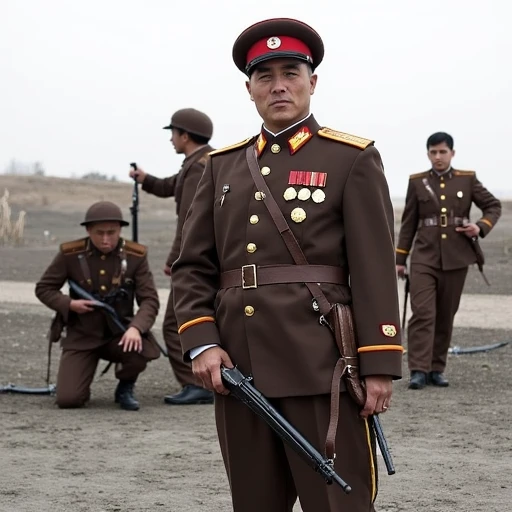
left=453, top=170, right=475, bottom=176
left=124, top=240, right=147, bottom=257
left=409, top=171, right=430, bottom=180
left=317, top=127, right=374, bottom=150
left=60, top=238, right=87, bottom=256
left=197, top=156, right=208, bottom=167
left=208, top=137, right=254, bottom=157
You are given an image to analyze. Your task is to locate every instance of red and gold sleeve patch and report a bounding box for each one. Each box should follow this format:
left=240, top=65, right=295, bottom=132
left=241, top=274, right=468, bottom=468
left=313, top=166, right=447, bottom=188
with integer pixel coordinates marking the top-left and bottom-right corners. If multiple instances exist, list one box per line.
left=479, top=218, right=493, bottom=228
left=395, top=248, right=409, bottom=255
left=178, top=316, right=215, bottom=334
left=358, top=345, right=404, bottom=354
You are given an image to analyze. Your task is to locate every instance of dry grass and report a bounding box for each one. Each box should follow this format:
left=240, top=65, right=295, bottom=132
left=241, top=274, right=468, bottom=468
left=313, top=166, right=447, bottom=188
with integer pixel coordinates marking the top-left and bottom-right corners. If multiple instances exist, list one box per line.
left=0, top=189, right=26, bottom=245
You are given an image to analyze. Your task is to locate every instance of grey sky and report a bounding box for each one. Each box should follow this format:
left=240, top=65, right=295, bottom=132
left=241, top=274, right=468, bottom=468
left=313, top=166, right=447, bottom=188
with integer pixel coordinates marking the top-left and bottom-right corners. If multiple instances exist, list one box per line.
left=1, top=0, right=510, bottom=198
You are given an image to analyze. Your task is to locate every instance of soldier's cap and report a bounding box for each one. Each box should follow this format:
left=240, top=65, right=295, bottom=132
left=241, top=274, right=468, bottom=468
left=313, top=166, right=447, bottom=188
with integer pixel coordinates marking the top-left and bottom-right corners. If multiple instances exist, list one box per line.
left=80, top=201, right=129, bottom=227
left=162, top=108, right=214, bottom=139
left=232, top=18, right=324, bottom=76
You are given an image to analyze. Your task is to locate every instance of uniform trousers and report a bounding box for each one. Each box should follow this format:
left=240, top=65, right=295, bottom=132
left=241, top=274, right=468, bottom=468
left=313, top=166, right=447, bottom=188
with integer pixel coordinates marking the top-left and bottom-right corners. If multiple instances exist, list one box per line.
left=56, top=337, right=147, bottom=408
left=163, top=287, right=197, bottom=386
left=215, top=392, right=377, bottom=512
left=407, top=263, right=468, bottom=373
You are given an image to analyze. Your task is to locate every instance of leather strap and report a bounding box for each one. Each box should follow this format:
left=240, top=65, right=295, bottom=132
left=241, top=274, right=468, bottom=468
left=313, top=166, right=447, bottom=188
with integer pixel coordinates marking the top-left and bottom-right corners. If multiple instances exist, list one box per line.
left=220, top=264, right=347, bottom=289
left=245, top=146, right=333, bottom=316
left=245, top=146, right=349, bottom=461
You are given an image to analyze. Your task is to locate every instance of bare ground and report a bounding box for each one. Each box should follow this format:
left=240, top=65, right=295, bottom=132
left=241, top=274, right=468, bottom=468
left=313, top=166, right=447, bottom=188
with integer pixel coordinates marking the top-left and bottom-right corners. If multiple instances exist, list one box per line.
left=1, top=175, right=511, bottom=512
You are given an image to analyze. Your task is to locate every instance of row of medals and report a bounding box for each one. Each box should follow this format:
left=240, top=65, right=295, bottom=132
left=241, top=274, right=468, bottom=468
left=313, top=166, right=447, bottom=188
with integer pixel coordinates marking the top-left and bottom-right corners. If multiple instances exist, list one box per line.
left=284, top=186, right=326, bottom=224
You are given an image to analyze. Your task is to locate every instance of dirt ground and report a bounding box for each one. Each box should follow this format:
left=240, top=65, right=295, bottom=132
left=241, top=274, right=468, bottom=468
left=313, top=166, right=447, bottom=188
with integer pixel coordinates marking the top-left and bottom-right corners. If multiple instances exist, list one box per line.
left=1, top=176, right=511, bottom=512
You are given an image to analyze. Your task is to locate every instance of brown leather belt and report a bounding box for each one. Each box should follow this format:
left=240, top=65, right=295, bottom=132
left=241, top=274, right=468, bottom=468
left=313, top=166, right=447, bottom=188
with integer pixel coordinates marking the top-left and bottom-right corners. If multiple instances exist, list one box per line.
left=220, top=264, right=348, bottom=290
left=418, top=215, right=468, bottom=228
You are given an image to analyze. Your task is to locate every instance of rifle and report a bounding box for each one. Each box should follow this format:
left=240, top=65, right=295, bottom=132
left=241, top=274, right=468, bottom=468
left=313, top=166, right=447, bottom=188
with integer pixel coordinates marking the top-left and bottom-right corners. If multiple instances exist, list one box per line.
left=129, top=162, right=139, bottom=242
left=68, top=279, right=168, bottom=357
left=221, top=365, right=352, bottom=494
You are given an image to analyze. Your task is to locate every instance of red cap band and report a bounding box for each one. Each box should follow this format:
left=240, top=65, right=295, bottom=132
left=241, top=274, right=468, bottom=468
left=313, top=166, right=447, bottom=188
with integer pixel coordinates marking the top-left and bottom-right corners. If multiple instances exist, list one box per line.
left=246, top=36, right=312, bottom=66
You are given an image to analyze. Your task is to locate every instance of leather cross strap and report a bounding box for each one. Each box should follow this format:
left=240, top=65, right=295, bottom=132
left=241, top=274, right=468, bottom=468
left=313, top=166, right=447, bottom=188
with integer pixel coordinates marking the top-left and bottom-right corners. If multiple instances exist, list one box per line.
left=245, top=146, right=350, bottom=462
left=220, top=264, right=347, bottom=289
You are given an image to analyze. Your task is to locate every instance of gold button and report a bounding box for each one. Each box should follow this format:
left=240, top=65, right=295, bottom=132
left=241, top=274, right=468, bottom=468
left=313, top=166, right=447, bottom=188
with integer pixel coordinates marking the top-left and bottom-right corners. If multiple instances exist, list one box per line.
left=441, top=234, right=447, bottom=239
left=441, top=208, right=447, bottom=213
left=99, top=269, right=106, bottom=275
left=270, top=144, right=281, bottom=154
left=440, top=177, right=444, bottom=181
left=244, top=305, right=255, bottom=317
left=261, top=166, right=271, bottom=176
left=249, top=215, right=259, bottom=225
left=440, top=195, right=446, bottom=200
left=255, top=191, right=265, bottom=201
left=100, top=255, right=106, bottom=260
left=100, top=285, right=107, bottom=291
left=440, top=183, right=446, bottom=188
left=246, top=243, right=257, bottom=253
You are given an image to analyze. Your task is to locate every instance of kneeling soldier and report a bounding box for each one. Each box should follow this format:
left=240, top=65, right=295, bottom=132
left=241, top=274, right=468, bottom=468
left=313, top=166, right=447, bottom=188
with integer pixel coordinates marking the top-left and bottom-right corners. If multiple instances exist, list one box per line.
left=35, top=201, right=160, bottom=410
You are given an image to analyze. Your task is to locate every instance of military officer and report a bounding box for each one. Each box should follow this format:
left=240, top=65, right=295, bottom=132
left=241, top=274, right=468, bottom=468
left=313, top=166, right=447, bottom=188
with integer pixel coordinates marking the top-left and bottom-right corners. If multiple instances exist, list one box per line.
left=396, top=132, right=501, bottom=389
left=129, top=108, right=214, bottom=405
left=171, top=18, right=402, bottom=512
left=35, top=201, right=160, bottom=410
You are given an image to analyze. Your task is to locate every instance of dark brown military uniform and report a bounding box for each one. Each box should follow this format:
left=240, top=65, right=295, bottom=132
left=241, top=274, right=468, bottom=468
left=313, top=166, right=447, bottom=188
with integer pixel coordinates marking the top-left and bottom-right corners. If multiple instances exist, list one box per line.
left=35, top=237, right=160, bottom=407
left=142, top=144, right=213, bottom=387
left=396, top=169, right=501, bottom=374
left=172, top=115, right=402, bottom=511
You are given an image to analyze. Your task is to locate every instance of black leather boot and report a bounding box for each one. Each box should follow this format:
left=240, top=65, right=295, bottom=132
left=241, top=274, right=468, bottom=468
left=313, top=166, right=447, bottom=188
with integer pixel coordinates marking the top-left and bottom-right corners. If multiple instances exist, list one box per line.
left=115, top=380, right=140, bottom=411
left=408, top=371, right=428, bottom=390
left=164, top=384, right=214, bottom=405
left=429, top=371, right=449, bottom=387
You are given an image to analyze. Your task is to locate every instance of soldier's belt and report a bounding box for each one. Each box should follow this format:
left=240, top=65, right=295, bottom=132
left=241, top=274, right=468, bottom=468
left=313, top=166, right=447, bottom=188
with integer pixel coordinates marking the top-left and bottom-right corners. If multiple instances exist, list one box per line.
left=220, top=264, right=348, bottom=290
left=418, top=215, right=468, bottom=228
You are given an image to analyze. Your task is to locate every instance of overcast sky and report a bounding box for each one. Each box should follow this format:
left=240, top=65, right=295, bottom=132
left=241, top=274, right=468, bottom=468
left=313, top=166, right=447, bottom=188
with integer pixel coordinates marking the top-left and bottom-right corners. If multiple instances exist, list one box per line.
left=1, top=0, right=510, bottom=198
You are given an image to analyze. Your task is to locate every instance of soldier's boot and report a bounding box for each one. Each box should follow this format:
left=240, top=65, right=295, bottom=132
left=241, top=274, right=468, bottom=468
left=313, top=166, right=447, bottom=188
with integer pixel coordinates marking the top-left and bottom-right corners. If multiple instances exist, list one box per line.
left=114, top=380, right=140, bottom=411
left=408, top=371, right=427, bottom=390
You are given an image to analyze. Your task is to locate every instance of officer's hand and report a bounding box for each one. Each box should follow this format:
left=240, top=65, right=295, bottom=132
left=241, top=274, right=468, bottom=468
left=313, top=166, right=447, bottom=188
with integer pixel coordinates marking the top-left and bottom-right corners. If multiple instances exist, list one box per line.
left=192, top=346, right=233, bottom=395
left=119, top=327, right=143, bottom=353
left=163, top=265, right=171, bottom=276
left=70, top=299, right=96, bottom=314
left=455, top=222, right=480, bottom=238
left=396, top=265, right=407, bottom=279
left=129, top=167, right=147, bottom=184
left=360, top=375, right=392, bottom=418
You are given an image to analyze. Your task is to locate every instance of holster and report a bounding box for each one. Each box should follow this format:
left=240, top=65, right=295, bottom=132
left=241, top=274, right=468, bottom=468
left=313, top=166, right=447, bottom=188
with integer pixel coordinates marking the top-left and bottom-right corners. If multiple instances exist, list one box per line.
left=48, top=313, right=65, bottom=343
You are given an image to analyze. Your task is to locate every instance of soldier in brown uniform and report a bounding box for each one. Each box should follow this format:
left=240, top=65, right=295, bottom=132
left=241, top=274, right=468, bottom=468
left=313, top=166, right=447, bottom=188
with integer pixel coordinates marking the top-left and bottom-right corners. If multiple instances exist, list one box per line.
left=171, top=18, right=403, bottom=512
left=396, top=132, right=501, bottom=390
left=35, top=201, right=160, bottom=410
left=129, top=109, right=214, bottom=405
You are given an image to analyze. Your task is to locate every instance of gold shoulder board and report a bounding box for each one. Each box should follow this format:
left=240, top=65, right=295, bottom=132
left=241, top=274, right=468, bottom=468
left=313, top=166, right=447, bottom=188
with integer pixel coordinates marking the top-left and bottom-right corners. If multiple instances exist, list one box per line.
left=208, top=137, right=254, bottom=156
left=317, top=127, right=374, bottom=150
left=409, top=171, right=430, bottom=180
left=60, top=238, right=87, bottom=255
left=124, top=240, right=147, bottom=257
left=453, top=170, right=475, bottom=176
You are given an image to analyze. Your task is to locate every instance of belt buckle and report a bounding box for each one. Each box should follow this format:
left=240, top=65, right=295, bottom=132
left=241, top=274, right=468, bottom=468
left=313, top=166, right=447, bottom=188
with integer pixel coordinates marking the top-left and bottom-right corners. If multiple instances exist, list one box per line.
left=242, top=264, right=257, bottom=289
left=440, top=214, right=448, bottom=228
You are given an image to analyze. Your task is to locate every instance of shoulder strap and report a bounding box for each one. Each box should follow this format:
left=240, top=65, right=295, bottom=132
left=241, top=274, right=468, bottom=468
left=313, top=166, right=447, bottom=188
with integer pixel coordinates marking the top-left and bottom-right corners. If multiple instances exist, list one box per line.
left=245, top=146, right=332, bottom=316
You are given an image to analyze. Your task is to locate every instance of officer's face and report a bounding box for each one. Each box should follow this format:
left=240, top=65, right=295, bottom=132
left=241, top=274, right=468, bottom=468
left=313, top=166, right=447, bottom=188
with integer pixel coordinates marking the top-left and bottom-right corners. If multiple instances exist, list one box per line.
left=246, top=59, right=317, bottom=132
left=170, top=128, right=187, bottom=154
left=86, top=222, right=122, bottom=253
left=427, top=142, right=455, bottom=172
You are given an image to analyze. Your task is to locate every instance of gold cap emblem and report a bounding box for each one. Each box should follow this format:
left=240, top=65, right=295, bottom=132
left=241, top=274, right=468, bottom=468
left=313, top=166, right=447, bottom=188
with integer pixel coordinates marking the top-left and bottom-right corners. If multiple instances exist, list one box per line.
left=311, top=189, right=326, bottom=203
left=267, top=37, right=281, bottom=49
left=291, top=207, right=307, bottom=223
left=381, top=324, right=397, bottom=337
left=283, top=187, right=297, bottom=201
left=297, top=188, right=311, bottom=201
left=271, top=144, right=281, bottom=154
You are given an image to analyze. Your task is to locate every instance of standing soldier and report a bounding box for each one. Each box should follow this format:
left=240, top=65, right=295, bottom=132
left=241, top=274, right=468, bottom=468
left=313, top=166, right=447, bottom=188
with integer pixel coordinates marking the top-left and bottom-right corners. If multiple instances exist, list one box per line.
left=396, top=132, right=502, bottom=390
left=129, top=109, right=215, bottom=405
left=171, top=18, right=402, bottom=512
left=35, top=201, right=160, bottom=410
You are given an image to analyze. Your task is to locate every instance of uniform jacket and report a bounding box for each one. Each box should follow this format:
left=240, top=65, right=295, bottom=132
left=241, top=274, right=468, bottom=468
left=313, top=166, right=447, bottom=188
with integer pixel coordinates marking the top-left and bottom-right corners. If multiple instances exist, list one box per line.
left=396, top=169, right=501, bottom=270
left=171, top=115, right=402, bottom=398
left=142, top=144, right=213, bottom=267
left=35, top=237, right=160, bottom=358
